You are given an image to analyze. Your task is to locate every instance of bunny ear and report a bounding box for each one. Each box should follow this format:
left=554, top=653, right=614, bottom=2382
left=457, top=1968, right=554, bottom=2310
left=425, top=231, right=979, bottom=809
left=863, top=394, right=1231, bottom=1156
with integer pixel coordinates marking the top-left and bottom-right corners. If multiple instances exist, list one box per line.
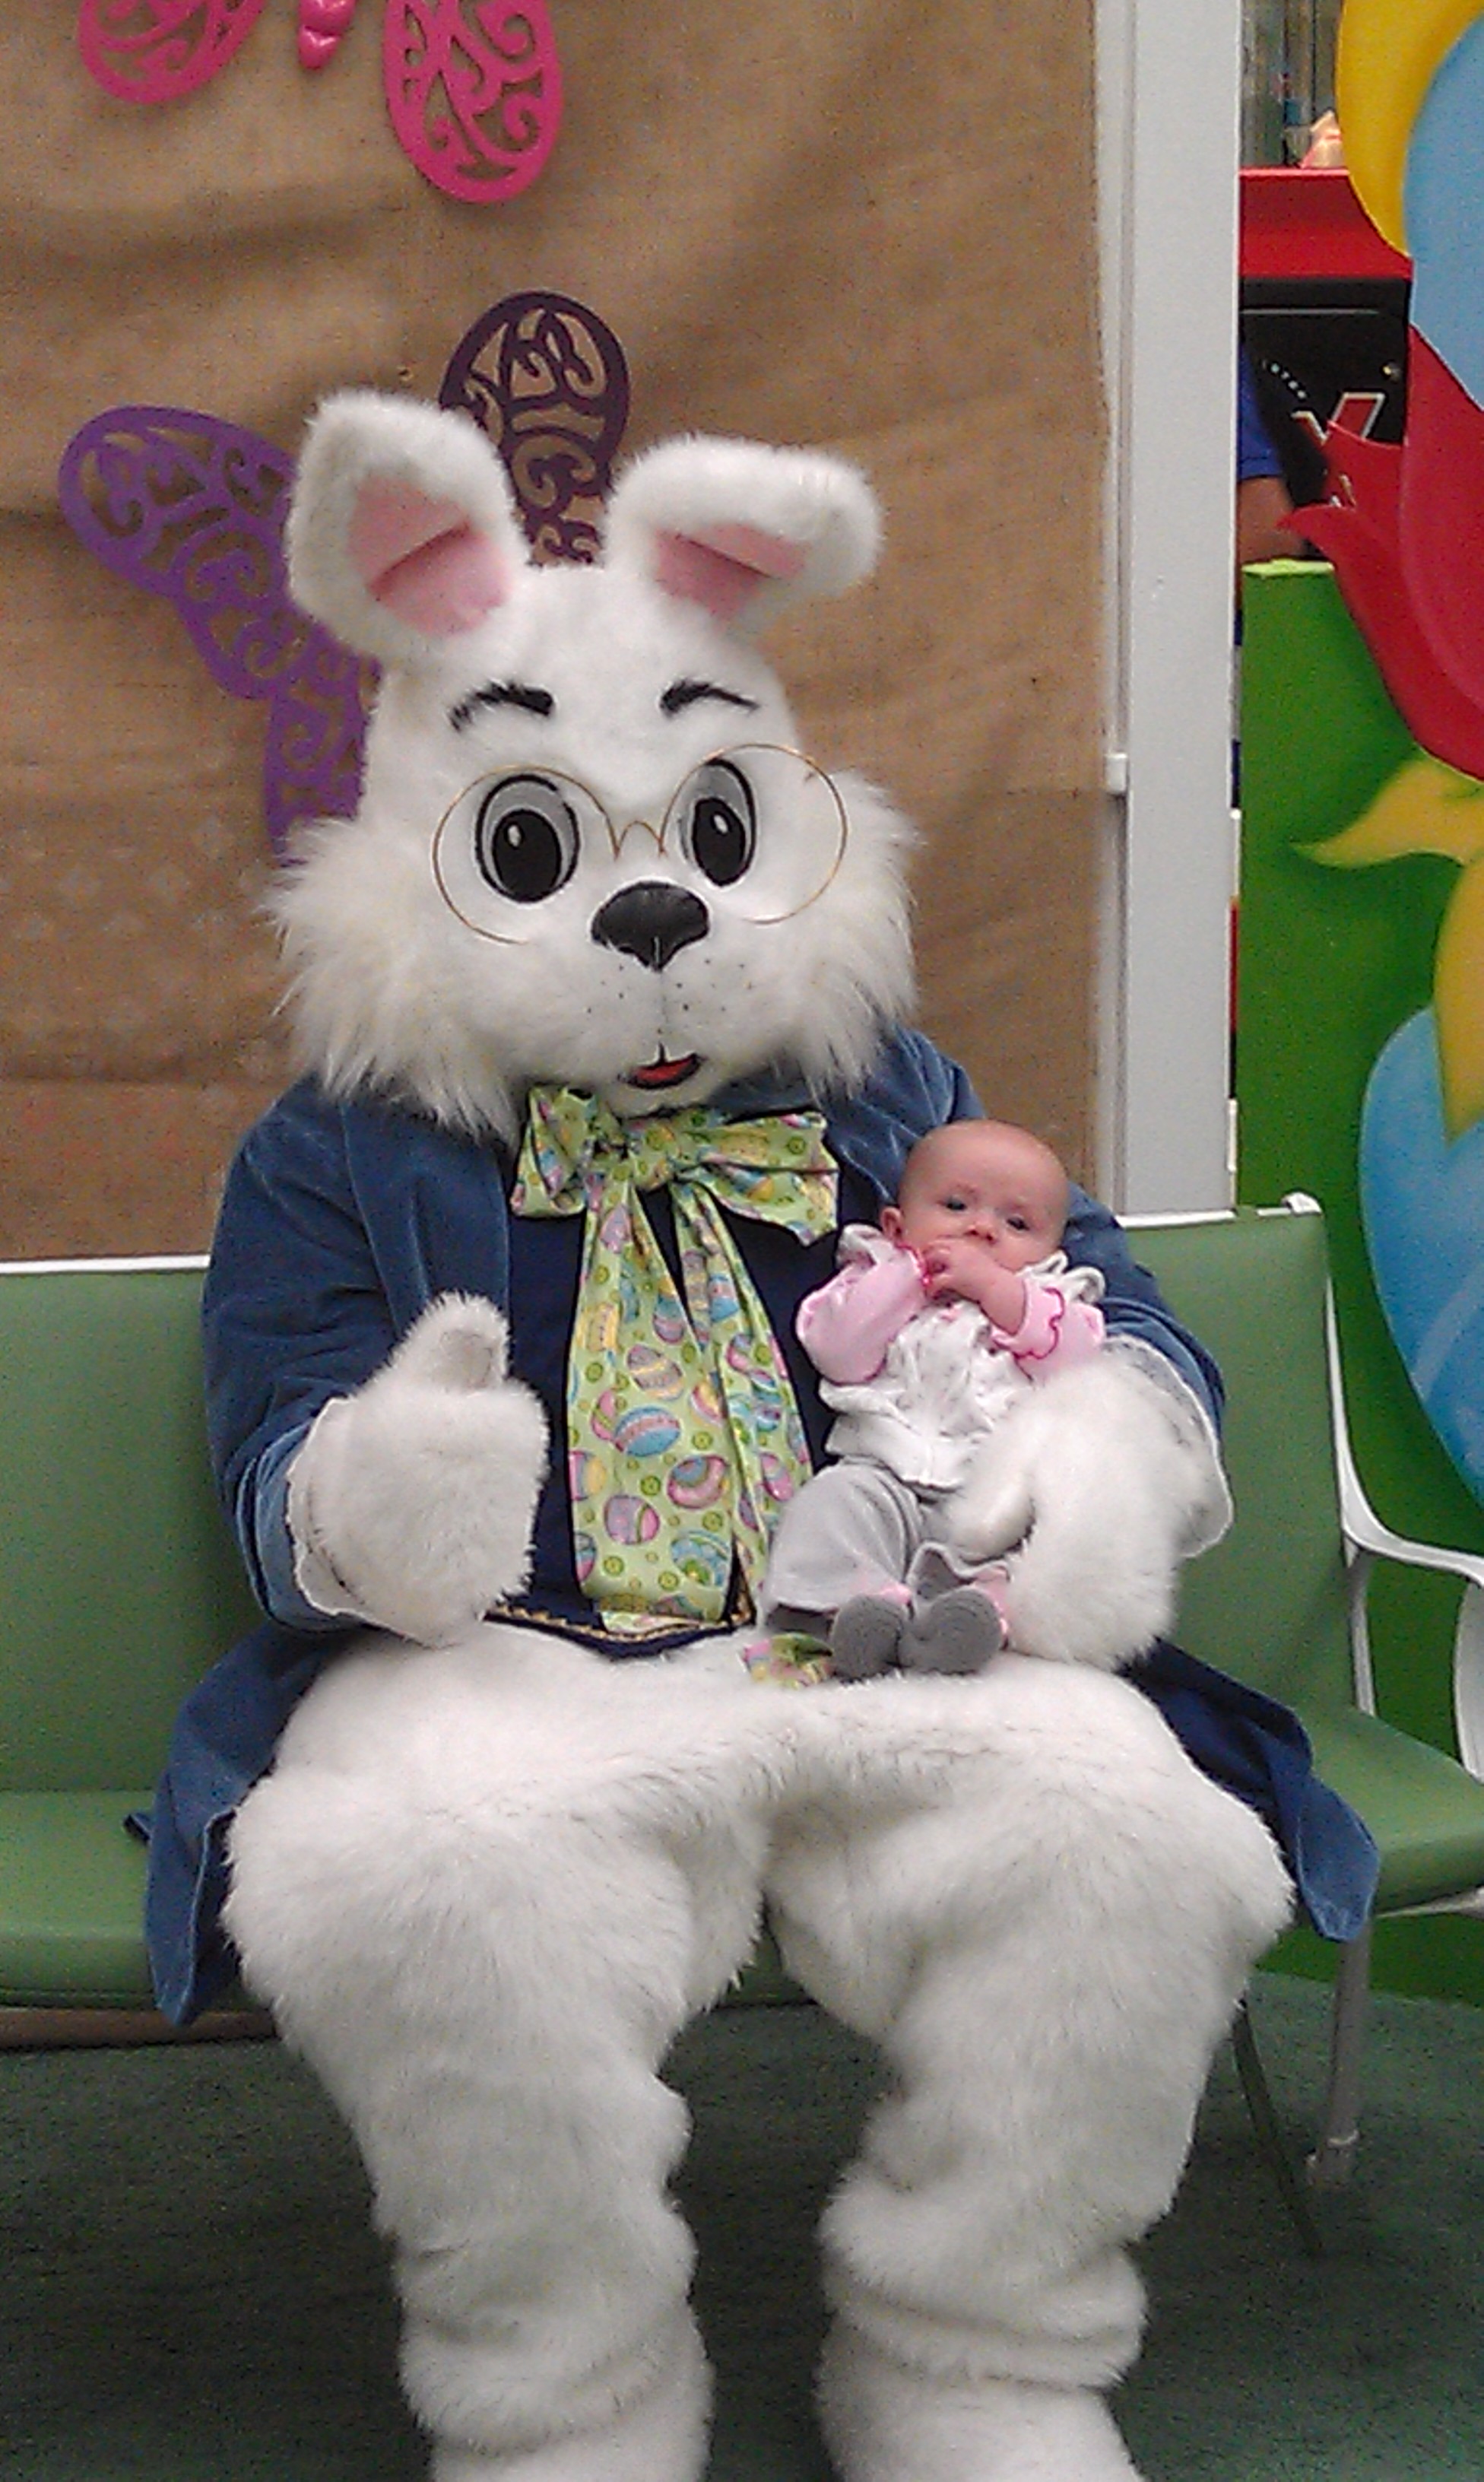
left=286, top=391, right=529, bottom=667
left=601, top=436, right=883, bottom=633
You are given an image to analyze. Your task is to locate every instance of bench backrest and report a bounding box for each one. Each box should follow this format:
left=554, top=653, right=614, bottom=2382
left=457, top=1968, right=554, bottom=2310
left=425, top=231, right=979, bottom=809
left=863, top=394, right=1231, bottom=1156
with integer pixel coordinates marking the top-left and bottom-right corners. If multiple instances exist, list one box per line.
left=0, top=1206, right=1352, bottom=1796
left=0, top=1260, right=257, bottom=1794
left=1131, top=1205, right=1355, bottom=1716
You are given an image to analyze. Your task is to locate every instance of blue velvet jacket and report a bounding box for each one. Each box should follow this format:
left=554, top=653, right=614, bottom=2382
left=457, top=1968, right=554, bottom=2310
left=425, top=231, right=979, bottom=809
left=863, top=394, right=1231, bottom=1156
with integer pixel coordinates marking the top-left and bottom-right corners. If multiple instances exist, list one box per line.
left=144, top=1030, right=1377, bottom=2020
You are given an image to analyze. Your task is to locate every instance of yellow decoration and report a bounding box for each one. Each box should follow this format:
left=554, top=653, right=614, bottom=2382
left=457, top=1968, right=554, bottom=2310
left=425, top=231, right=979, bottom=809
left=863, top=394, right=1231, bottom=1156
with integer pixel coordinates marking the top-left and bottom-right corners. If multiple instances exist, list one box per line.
left=1337, top=0, right=1483, bottom=252
left=1435, top=860, right=1484, bottom=1140
left=1308, top=751, right=1484, bottom=1134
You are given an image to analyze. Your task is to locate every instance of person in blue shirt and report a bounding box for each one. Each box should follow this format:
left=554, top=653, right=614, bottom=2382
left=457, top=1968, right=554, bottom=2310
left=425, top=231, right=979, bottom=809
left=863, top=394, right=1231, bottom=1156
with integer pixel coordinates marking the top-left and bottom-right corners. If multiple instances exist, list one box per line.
left=1236, top=342, right=1298, bottom=604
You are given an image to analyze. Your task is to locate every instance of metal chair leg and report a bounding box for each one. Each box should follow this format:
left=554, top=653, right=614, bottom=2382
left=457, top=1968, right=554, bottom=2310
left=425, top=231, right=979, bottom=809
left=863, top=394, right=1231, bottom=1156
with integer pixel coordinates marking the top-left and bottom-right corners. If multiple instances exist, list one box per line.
left=1231, top=1995, right=1326, bottom=2257
left=1307, top=1923, right=1371, bottom=2189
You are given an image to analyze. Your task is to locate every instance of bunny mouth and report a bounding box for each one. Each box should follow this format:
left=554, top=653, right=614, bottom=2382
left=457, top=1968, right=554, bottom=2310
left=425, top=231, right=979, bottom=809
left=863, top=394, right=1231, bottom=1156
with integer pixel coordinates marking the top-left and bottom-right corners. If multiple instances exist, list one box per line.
left=623, top=1050, right=704, bottom=1092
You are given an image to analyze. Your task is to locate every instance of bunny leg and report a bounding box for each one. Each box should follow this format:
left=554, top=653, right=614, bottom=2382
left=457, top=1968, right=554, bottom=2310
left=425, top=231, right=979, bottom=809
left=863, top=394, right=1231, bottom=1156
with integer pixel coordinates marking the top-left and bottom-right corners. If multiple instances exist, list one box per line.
left=770, top=1658, right=1292, bottom=2482
left=225, top=1630, right=788, bottom=2482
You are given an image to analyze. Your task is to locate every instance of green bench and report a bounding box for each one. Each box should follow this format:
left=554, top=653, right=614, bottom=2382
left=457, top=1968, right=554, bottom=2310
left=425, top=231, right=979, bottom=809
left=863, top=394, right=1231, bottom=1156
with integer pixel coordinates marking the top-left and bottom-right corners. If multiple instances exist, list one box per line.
left=0, top=1255, right=262, bottom=2042
left=4, top=1204, right=1484, bottom=2177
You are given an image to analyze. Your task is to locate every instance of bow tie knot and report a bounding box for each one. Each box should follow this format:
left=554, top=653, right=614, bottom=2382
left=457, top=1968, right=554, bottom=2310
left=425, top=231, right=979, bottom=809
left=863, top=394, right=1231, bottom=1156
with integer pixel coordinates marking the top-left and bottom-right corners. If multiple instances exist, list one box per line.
left=514, top=1090, right=836, bottom=1227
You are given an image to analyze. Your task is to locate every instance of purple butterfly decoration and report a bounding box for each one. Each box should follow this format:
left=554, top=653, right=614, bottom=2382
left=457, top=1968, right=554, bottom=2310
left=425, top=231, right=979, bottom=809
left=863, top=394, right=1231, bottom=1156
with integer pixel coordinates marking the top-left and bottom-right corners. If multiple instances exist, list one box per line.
left=56, top=292, right=630, bottom=856
left=57, top=407, right=369, bottom=855
left=440, top=290, right=631, bottom=563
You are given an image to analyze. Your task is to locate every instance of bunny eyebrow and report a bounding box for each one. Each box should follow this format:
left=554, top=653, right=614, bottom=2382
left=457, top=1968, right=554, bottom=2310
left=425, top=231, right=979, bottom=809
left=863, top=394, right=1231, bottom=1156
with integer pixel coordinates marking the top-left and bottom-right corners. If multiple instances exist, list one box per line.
left=660, top=679, right=760, bottom=719
left=449, top=681, right=556, bottom=732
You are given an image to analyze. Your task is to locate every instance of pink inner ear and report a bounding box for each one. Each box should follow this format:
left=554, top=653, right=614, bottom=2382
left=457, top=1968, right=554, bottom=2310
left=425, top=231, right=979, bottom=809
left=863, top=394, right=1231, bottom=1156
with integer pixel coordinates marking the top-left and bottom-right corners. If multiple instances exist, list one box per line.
left=347, top=478, right=509, bottom=635
left=655, top=523, right=808, bottom=623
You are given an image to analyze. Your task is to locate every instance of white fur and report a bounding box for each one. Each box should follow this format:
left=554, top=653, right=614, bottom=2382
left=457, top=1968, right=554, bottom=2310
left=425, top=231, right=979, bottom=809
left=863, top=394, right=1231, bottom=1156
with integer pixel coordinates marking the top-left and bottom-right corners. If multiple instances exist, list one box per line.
left=227, top=393, right=1296, bottom=2482
left=287, top=391, right=531, bottom=670
left=603, top=433, right=883, bottom=630
left=944, top=1350, right=1232, bottom=1670
left=774, top=1661, right=1289, bottom=2478
left=226, top=1636, right=794, bottom=2480
left=286, top=1297, right=548, bottom=1642
left=430, top=2315, right=709, bottom=2482
left=228, top=1644, right=1290, bottom=2482
left=274, top=402, right=913, bottom=1140
left=817, top=2341, right=1144, bottom=2482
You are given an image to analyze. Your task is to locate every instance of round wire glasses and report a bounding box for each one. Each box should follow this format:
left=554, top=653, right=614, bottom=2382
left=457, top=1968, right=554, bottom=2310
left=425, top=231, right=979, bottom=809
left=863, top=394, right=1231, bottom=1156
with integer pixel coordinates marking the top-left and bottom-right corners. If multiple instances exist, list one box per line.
left=431, top=744, right=849, bottom=943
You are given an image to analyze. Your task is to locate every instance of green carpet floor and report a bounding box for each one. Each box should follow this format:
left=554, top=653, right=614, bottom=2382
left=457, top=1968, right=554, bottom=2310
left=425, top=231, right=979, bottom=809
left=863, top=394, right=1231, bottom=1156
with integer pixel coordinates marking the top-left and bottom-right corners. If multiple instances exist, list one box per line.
left=4, top=1971, right=1482, bottom=2480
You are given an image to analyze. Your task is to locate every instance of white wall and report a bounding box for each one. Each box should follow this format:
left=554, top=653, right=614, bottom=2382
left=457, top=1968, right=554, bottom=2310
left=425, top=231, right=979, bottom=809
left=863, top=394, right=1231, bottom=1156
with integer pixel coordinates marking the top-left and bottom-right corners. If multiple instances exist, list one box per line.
left=1096, top=0, right=1243, bottom=1212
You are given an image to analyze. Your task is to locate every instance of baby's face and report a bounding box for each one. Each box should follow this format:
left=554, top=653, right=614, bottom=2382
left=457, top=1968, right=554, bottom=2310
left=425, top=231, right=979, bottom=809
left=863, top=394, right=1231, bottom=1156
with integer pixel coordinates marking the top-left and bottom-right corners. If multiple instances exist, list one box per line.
left=882, top=1123, right=1068, bottom=1272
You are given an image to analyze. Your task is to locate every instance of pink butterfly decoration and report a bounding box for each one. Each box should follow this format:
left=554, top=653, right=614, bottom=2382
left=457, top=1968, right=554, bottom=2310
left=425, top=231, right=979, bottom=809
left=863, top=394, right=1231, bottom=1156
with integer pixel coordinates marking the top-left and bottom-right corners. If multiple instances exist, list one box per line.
left=76, top=1, right=562, bottom=205
left=57, top=293, right=630, bottom=855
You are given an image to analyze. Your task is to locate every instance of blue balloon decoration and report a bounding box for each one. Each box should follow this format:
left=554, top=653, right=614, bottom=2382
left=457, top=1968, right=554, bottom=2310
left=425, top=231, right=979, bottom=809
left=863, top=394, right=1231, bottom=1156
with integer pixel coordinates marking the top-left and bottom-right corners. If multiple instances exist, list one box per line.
left=1361, top=1006, right=1484, bottom=1504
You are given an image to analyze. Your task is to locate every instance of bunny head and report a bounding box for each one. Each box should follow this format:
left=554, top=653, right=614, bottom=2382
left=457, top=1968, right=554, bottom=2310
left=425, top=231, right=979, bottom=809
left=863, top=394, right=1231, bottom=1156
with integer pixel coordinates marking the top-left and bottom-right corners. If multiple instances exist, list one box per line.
left=277, top=391, right=917, bottom=1138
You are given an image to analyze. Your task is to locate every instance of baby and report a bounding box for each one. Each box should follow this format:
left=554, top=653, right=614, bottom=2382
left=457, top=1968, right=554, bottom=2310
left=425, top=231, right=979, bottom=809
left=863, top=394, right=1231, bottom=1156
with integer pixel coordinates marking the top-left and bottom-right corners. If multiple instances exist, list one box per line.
left=761, top=1117, right=1105, bottom=1677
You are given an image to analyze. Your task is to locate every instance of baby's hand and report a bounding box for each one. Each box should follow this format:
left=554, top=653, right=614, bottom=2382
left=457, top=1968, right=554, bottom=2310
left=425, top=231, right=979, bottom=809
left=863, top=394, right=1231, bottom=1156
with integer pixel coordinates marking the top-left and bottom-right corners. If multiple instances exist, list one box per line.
left=922, top=1241, right=1027, bottom=1331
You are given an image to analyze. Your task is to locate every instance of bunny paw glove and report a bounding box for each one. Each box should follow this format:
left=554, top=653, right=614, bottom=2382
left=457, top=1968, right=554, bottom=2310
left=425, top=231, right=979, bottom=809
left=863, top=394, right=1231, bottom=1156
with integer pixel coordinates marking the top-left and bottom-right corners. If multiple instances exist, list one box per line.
left=286, top=1296, right=549, bottom=1644
left=946, top=1350, right=1231, bottom=1671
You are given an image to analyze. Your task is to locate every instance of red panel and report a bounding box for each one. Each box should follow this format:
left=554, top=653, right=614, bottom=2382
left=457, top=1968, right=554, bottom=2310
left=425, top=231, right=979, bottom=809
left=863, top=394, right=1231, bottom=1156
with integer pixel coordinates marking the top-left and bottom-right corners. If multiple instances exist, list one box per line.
left=1240, top=170, right=1411, bottom=283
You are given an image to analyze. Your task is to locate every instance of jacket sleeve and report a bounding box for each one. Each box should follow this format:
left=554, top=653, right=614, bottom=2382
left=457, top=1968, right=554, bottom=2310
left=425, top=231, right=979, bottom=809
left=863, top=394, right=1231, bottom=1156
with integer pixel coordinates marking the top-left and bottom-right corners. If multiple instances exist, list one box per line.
left=201, top=1087, right=404, bottom=1631
left=796, top=1248, right=927, bottom=1384
left=1062, top=1185, right=1225, bottom=1430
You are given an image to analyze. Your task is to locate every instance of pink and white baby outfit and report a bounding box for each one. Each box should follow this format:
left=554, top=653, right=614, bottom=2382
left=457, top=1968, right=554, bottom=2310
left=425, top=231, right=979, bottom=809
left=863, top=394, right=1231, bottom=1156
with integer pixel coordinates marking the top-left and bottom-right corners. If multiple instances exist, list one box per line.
left=762, top=1225, right=1105, bottom=1655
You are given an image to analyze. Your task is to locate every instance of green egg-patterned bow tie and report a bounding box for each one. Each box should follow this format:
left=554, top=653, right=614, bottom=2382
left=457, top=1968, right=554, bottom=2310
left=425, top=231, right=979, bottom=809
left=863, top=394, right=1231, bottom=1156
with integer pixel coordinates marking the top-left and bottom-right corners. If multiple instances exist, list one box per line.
left=511, top=1087, right=838, bottom=1633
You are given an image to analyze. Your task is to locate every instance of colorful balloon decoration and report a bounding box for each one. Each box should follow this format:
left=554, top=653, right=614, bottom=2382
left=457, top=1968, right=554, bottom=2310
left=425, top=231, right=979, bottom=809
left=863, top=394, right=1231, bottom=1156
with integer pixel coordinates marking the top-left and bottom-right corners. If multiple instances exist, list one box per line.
left=1293, top=0, right=1484, bottom=1506
left=1306, top=757, right=1484, bottom=1503
left=1299, top=0, right=1484, bottom=780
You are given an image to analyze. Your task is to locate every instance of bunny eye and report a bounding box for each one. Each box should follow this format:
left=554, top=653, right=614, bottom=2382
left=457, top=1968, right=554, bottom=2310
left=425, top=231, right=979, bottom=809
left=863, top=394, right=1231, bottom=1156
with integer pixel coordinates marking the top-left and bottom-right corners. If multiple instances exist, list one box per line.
left=672, top=758, right=757, bottom=888
left=473, top=775, right=580, bottom=903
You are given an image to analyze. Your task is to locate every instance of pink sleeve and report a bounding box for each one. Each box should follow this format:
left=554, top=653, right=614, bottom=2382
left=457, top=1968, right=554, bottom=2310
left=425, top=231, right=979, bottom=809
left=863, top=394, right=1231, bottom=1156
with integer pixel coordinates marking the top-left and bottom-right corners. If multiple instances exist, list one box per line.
left=796, top=1249, right=927, bottom=1384
left=992, top=1279, right=1105, bottom=1379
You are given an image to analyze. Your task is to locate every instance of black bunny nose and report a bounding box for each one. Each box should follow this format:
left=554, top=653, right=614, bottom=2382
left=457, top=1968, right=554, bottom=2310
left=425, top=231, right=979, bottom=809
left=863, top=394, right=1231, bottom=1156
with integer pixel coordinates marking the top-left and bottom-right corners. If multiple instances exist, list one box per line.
left=591, top=882, right=710, bottom=972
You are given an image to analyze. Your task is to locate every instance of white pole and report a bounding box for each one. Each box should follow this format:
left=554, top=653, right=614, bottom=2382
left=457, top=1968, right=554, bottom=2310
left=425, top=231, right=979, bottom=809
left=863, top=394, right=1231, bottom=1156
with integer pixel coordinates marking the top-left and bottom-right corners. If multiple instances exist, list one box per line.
left=1096, top=0, right=1242, bottom=1213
